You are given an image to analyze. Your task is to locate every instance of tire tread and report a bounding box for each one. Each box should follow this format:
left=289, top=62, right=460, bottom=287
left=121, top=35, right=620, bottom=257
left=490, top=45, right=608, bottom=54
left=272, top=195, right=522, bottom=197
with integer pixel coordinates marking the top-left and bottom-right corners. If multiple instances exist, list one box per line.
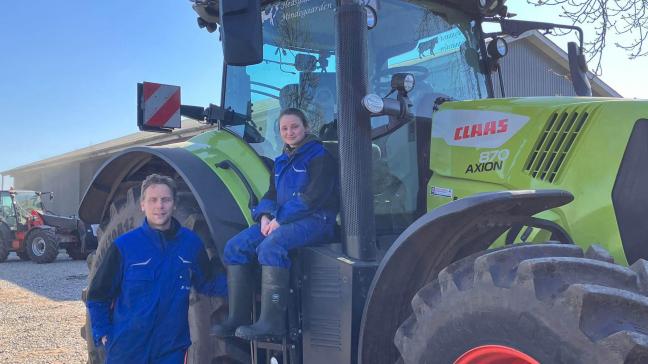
left=395, top=243, right=648, bottom=364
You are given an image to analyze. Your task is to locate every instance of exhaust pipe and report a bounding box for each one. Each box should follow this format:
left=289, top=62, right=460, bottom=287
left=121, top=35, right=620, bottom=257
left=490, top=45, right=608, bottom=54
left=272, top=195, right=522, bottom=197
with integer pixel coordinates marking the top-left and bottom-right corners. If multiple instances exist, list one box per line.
left=335, top=1, right=377, bottom=261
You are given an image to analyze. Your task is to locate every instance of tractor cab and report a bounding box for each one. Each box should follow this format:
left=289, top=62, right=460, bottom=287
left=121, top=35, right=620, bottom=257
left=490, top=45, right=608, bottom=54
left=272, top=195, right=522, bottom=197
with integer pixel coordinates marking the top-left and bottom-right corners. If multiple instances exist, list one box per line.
left=218, top=0, right=490, bottom=246
left=193, top=0, right=589, bottom=250
left=0, top=190, right=47, bottom=230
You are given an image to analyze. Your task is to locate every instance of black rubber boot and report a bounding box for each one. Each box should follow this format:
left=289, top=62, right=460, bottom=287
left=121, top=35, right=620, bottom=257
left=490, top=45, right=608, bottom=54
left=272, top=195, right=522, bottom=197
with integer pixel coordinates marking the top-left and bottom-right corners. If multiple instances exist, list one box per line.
left=235, top=266, right=289, bottom=341
left=210, top=264, right=255, bottom=337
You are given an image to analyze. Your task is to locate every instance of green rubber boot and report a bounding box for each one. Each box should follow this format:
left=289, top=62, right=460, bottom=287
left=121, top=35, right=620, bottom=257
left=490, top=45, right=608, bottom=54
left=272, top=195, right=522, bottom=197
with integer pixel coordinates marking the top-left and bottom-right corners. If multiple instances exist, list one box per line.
left=210, top=264, right=255, bottom=337
left=235, top=266, right=289, bottom=341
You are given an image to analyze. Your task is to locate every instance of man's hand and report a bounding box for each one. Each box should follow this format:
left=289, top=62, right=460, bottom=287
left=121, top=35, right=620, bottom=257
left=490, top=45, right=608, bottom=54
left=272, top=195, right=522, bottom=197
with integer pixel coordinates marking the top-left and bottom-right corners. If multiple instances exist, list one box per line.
left=260, top=215, right=272, bottom=236
left=101, top=335, right=108, bottom=346
left=267, top=218, right=280, bottom=235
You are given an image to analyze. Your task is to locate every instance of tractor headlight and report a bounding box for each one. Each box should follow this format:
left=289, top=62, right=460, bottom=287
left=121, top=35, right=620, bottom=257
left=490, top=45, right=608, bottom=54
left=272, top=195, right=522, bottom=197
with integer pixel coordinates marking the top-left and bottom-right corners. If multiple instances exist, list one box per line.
left=487, top=37, right=508, bottom=59
left=391, top=73, right=416, bottom=94
left=362, top=94, right=385, bottom=114
left=365, top=5, right=377, bottom=29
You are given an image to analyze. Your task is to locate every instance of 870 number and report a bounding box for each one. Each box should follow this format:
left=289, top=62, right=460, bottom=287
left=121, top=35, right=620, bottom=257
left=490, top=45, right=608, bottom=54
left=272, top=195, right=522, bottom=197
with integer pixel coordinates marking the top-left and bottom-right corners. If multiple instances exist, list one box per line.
left=479, top=149, right=510, bottom=163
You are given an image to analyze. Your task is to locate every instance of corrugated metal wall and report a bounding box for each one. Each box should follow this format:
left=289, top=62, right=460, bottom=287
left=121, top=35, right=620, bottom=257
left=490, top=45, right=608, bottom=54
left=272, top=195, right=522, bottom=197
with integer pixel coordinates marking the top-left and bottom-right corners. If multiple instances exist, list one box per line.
left=12, top=156, right=109, bottom=217
left=494, top=41, right=604, bottom=98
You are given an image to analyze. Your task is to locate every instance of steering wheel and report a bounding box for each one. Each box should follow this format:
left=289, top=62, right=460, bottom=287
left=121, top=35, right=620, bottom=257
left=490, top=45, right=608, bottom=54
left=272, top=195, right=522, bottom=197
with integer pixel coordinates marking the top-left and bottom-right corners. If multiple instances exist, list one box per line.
left=372, top=65, right=430, bottom=94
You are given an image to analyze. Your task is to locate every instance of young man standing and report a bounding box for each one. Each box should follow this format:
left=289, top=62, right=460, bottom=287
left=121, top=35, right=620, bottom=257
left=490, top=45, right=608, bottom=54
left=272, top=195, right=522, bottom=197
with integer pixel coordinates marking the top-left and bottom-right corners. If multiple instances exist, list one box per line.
left=86, top=174, right=225, bottom=363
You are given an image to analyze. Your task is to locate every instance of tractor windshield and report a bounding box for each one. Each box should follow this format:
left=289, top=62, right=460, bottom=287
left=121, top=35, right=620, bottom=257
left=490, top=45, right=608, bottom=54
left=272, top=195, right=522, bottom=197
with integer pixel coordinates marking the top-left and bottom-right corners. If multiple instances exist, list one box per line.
left=222, top=0, right=487, bottom=232
left=223, top=0, right=486, bottom=156
left=14, top=192, right=43, bottom=215
left=0, top=191, right=17, bottom=228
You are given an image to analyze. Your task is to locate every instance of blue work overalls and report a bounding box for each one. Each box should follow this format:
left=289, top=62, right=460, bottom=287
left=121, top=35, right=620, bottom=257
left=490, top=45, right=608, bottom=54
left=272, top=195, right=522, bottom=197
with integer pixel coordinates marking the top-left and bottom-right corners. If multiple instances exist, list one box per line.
left=223, top=139, right=338, bottom=268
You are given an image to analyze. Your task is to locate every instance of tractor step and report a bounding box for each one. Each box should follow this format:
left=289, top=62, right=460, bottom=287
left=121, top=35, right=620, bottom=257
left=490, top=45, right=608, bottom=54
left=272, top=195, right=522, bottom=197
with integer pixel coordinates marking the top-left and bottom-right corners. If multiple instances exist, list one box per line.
left=251, top=337, right=289, bottom=364
left=249, top=252, right=305, bottom=364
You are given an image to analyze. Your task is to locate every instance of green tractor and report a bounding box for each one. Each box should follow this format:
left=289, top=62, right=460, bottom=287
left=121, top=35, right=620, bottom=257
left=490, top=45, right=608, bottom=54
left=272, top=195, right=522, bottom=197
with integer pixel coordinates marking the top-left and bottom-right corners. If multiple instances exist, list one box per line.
left=80, top=0, right=648, bottom=363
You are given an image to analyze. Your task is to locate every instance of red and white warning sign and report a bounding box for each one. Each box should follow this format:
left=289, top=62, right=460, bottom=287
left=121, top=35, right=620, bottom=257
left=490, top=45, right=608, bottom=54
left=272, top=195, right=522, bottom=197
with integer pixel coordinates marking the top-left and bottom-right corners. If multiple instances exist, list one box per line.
left=140, top=82, right=181, bottom=129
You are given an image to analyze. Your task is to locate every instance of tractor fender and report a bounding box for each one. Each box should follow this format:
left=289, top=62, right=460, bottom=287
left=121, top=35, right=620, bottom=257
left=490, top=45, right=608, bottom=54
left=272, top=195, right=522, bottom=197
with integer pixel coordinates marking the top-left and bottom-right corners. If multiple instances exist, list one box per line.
left=78, top=146, right=248, bottom=255
left=358, top=189, right=574, bottom=363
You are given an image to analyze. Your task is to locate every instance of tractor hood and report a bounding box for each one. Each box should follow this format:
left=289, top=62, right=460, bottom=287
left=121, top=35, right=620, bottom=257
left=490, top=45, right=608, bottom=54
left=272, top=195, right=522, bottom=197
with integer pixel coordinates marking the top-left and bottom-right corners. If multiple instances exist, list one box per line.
left=428, top=96, right=648, bottom=265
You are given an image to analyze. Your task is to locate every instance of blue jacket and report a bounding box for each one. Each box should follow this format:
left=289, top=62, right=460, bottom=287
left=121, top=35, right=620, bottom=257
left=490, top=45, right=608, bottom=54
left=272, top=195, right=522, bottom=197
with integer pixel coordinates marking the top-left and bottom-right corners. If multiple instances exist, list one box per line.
left=86, top=218, right=226, bottom=363
left=251, top=138, right=339, bottom=224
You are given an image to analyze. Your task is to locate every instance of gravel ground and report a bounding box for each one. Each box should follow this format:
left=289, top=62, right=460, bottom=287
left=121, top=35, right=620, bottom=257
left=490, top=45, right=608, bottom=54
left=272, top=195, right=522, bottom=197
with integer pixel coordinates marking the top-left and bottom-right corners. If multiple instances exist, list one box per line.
left=0, top=252, right=88, bottom=364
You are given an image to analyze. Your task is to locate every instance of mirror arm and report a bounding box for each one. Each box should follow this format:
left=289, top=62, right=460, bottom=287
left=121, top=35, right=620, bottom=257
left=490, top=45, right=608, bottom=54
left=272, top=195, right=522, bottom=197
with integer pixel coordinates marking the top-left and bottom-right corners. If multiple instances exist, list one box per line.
left=180, top=105, right=207, bottom=121
left=484, top=18, right=585, bottom=50
left=367, top=94, right=414, bottom=139
left=179, top=102, right=253, bottom=127
left=205, top=104, right=226, bottom=124
left=204, top=104, right=251, bottom=127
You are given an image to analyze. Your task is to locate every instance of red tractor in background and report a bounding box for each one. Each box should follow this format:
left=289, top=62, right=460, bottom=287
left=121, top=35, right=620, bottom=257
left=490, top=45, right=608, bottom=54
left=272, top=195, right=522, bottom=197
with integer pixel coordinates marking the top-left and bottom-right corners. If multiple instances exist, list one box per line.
left=0, top=189, right=95, bottom=263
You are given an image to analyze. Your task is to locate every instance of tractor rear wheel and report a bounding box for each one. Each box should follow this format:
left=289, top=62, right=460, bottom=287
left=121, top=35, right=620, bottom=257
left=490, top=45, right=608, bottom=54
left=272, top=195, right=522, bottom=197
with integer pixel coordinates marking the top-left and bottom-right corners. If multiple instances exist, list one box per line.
left=395, top=243, right=648, bottom=364
left=0, top=236, right=9, bottom=263
left=16, top=251, right=30, bottom=261
left=83, top=185, right=249, bottom=364
left=0, top=222, right=11, bottom=262
left=26, top=229, right=59, bottom=263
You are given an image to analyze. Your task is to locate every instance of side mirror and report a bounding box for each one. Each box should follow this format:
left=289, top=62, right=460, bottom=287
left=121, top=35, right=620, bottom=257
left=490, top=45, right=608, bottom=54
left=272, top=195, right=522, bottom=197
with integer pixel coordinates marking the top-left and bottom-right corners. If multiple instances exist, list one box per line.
left=219, top=0, right=263, bottom=66
left=137, top=82, right=182, bottom=133
left=492, top=19, right=592, bottom=97
left=567, top=42, right=592, bottom=96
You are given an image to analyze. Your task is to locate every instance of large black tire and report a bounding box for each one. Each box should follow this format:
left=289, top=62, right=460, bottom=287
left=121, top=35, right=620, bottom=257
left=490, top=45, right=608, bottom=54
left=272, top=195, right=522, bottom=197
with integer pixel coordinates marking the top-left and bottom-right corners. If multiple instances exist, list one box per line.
left=83, top=185, right=249, bottom=364
left=16, top=251, right=30, bottom=261
left=0, top=223, right=10, bottom=263
left=26, top=229, right=59, bottom=263
left=395, top=243, right=648, bottom=364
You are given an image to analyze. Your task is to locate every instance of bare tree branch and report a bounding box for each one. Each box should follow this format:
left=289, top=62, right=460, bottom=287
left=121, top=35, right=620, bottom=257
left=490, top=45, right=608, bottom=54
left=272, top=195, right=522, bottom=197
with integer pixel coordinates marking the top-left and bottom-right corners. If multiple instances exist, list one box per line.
left=527, top=0, right=648, bottom=75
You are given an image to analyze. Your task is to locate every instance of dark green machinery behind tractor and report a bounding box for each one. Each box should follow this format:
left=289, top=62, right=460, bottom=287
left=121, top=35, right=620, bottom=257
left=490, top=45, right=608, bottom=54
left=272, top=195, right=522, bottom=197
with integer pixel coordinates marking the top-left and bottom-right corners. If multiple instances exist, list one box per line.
left=80, top=1, right=648, bottom=363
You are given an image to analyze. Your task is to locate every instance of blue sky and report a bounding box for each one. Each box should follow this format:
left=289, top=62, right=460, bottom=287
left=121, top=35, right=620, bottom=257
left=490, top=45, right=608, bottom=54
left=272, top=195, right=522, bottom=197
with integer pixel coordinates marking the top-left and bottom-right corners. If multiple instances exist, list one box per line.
left=0, top=1, right=223, bottom=176
left=1, top=1, right=646, bottom=182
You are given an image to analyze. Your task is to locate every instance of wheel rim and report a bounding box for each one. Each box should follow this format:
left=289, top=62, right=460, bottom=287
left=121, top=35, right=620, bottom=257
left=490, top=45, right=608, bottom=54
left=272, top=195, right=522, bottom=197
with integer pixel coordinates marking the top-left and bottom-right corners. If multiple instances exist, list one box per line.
left=32, top=237, right=46, bottom=256
left=454, top=345, right=540, bottom=364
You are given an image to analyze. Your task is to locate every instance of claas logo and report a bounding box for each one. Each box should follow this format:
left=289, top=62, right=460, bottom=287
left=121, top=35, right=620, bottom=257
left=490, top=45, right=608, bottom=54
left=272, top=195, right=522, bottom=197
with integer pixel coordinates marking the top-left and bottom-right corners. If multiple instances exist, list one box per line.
left=454, top=119, right=509, bottom=141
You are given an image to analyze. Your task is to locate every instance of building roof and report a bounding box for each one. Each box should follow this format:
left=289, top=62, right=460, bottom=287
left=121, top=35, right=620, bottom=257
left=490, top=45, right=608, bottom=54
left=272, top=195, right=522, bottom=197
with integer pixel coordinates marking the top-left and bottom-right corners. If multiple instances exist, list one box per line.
left=505, top=30, right=621, bottom=97
left=1, top=119, right=215, bottom=175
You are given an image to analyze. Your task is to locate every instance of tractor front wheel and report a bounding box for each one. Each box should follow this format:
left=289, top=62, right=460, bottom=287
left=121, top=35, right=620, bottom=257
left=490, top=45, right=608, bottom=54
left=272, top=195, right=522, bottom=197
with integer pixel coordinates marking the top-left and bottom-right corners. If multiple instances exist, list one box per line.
left=26, top=229, right=59, bottom=263
left=0, top=223, right=11, bottom=262
left=0, top=238, right=9, bottom=263
left=395, top=243, right=648, bottom=364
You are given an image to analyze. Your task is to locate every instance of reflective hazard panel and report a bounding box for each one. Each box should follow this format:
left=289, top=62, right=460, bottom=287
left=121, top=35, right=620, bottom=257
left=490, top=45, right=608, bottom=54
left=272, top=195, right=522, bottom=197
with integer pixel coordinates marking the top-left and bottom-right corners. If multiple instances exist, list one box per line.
left=137, top=82, right=181, bottom=132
